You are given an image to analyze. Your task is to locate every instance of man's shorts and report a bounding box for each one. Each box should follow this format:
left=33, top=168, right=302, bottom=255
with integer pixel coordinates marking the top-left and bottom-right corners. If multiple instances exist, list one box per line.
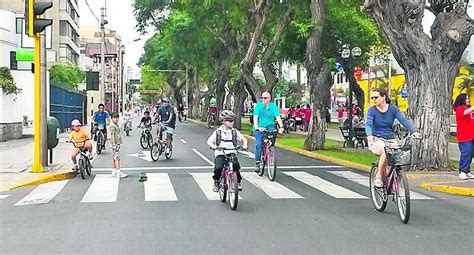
left=164, top=126, right=174, bottom=135
left=368, top=138, right=397, bottom=155
left=112, top=145, right=120, bottom=160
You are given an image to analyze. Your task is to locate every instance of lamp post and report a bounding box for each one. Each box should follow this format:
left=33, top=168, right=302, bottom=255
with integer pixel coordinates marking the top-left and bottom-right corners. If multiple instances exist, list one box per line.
left=341, top=45, right=362, bottom=148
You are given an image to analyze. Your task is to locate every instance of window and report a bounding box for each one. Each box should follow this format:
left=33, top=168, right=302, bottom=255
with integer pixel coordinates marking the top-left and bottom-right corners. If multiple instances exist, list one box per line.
left=60, top=21, right=69, bottom=36
left=16, top=18, right=23, bottom=34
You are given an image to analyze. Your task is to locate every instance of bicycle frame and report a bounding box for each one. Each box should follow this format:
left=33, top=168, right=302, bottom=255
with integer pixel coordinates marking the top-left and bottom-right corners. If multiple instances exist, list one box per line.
left=383, top=165, right=401, bottom=196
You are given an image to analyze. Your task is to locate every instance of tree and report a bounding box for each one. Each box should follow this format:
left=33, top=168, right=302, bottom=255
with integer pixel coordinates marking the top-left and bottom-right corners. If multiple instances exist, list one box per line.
left=458, top=65, right=474, bottom=95
left=362, top=0, right=474, bottom=170
left=0, top=67, right=21, bottom=96
left=50, top=63, right=85, bottom=89
left=140, top=65, right=165, bottom=104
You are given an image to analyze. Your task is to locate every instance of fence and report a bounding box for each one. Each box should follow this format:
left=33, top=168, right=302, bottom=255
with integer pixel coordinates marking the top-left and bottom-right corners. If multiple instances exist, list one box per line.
left=50, top=83, right=87, bottom=131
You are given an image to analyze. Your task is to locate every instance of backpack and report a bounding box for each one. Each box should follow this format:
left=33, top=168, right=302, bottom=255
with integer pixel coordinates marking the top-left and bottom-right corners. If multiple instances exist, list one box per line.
left=216, top=128, right=238, bottom=147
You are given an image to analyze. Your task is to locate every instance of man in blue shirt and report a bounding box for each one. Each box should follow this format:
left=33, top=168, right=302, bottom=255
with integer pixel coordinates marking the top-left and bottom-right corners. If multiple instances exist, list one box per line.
left=253, top=91, right=284, bottom=172
left=92, top=103, right=110, bottom=144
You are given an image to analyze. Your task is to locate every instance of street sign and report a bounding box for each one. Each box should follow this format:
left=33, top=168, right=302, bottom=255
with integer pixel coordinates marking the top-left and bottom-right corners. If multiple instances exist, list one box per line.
left=16, top=49, right=35, bottom=61
left=141, top=89, right=162, bottom=94
left=401, top=88, right=408, bottom=98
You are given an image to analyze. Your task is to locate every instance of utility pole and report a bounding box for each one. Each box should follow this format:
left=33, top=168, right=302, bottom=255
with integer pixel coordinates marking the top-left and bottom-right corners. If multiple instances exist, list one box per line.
left=100, top=6, right=106, bottom=105
left=40, top=32, right=48, bottom=167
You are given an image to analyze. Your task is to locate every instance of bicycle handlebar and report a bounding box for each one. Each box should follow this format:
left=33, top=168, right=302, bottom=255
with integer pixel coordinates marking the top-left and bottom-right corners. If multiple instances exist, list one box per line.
left=377, top=133, right=422, bottom=148
left=66, top=139, right=90, bottom=148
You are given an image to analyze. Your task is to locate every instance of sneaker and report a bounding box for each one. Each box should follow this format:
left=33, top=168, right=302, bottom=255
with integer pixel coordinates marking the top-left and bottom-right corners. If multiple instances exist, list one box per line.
left=254, top=162, right=261, bottom=173
left=467, top=173, right=474, bottom=179
left=165, top=147, right=170, bottom=154
left=213, top=180, right=219, bottom=192
left=459, top=172, right=468, bottom=180
left=238, top=183, right=242, bottom=191
left=374, top=178, right=384, bottom=188
left=111, top=170, right=117, bottom=177
left=117, top=171, right=128, bottom=178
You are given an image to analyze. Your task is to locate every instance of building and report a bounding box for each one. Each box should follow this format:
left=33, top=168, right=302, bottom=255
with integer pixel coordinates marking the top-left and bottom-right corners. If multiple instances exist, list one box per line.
left=1, top=0, right=80, bottom=64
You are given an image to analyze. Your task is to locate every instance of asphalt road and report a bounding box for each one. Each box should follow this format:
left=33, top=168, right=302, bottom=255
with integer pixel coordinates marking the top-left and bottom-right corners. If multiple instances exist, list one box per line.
left=1, top=118, right=473, bottom=254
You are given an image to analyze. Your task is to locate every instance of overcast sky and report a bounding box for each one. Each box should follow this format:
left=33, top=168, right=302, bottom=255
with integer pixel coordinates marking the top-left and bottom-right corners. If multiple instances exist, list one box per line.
left=78, top=1, right=473, bottom=79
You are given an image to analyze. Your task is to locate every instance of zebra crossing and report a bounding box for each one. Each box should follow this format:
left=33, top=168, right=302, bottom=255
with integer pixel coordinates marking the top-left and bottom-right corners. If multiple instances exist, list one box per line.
left=3, top=170, right=434, bottom=207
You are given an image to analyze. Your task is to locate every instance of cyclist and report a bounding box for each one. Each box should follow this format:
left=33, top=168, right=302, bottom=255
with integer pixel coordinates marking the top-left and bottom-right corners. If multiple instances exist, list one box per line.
left=139, top=110, right=153, bottom=128
left=123, top=107, right=133, bottom=131
left=366, top=88, right=419, bottom=188
left=177, top=103, right=185, bottom=122
left=253, top=91, right=284, bottom=173
left=69, top=119, right=93, bottom=170
left=208, top=102, right=218, bottom=124
left=92, top=103, right=110, bottom=148
left=155, top=97, right=176, bottom=154
left=207, top=110, right=248, bottom=192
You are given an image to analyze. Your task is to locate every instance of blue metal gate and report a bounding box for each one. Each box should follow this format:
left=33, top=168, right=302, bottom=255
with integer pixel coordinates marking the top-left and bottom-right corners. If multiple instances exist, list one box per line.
left=50, top=83, right=86, bottom=131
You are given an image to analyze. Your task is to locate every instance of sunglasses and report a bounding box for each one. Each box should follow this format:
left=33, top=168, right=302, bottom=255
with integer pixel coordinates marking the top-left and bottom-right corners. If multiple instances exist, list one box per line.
left=261, top=97, right=270, bottom=99
left=371, top=96, right=380, bottom=100
left=224, top=119, right=235, bottom=122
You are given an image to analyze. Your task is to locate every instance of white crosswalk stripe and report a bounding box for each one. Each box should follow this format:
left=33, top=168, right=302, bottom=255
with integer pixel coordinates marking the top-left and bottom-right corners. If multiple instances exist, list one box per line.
left=283, top=172, right=367, bottom=199
left=241, top=173, right=303, bottom=199
left=15, top=180, right=68, bottom=206
left=0, top=195, right=9, bottom=199
left=190, top=173, right=242, bottom=200
left=81, top=174, right=120, bottom=203
left=328, top=171, right=433, bottom=200
left=144, top=173, right=178, bottom=201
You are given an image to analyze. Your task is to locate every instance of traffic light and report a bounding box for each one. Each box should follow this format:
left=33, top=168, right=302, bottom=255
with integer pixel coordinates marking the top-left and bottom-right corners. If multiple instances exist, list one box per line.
left=24, top=0, right=53, bottom=37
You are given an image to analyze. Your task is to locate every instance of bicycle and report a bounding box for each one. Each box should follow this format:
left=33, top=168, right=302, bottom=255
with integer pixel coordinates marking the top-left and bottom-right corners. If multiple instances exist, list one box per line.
left=124, top=119, right=132, bottom=136
left=67, top=140, right=92, bottom=179
left=138, top=124, right=153, bottom=149
left=94, top=123, right=106, bottom=155
left=257, top=129, right=278, bottom=181
left=369, top=133, right=422, bottom=224
left=207, top=113, right=217, bottom=129
left=212, top=147, right=242, bottom=210
left=150, top=123, right=173, bottom=161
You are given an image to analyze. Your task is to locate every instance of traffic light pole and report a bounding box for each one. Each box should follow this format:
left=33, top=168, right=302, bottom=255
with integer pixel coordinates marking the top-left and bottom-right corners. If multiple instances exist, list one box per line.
left=31, top=34, right=43, bottom=173
left=41, top=32, right=48, bottom=167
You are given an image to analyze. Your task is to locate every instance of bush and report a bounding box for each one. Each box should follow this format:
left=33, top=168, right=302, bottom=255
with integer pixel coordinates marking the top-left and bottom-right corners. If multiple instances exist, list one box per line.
left=0, top=67, right=21, bottom=95
left=50, top=63, right=85, bottom=89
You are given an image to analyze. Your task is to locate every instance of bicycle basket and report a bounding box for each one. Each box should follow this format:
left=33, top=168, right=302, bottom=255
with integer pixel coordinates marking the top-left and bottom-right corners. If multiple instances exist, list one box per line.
left=386, top=146, right=411, bottom=166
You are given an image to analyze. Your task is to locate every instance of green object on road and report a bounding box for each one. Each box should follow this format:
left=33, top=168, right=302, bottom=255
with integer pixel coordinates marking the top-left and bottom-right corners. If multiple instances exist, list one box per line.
left=139, top=172, right=147, bottom=182
left=15, top=49, right=35, bottom=62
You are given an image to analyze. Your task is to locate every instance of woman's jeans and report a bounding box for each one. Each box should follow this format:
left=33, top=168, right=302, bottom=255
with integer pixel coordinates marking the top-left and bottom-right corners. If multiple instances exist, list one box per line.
left=458, top=139, right=474, bottom=173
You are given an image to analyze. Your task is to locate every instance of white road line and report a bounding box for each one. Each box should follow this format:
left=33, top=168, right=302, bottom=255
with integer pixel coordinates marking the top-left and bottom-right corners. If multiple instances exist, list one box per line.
left=283, top=171, right=367, bottom=199
left=15, top=180, right=68, bottom=206
left=329, top=171, right=433, bottom=200
left=241, top=173, right=303, bottom=199
left=191, top=148, right=214, bottom=166
left=92, top=165, right=344, bottom=171
left=144, top=173, right=178, bottom=201
left=0, top=195, right=9, bottom=199
left=81, top=174, right=120, bottom=203
left=240, top=150, right=256, bottom=158
left=180, top=139, right=187, bottom=144
left=190, top=173, right=241, bottom=200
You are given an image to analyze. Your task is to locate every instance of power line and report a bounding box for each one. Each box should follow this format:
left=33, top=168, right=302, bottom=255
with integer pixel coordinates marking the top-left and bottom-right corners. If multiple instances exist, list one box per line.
left=84, top=0, right=101, bottom=23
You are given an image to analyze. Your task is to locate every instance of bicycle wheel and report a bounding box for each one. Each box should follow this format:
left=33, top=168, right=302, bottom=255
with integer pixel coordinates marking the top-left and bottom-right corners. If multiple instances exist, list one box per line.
left=229, top=174, right=239, bottom=210
left=96, top=134, right=103, bottom=154
left=207, top=117, right=211, bottom=129
left=396, top=169, right=411, bottom=223
left=369, top=165, right=387, bottom=212
left=165, top=144, right=173, bottom=159
left=267, top=146, right=277, bottom=181
left=85, top=158, right=92, bottom=176
left=150, top=142, right=161, bottom=161
left=78, top=158, right=86, bottom=179
left=140, top=134, right=148, bottom=149
left=126, top=129, right=130, bottom=136
left=219, top=176, right=227, bottom=203
left=147, top=132, right=153, bottom=149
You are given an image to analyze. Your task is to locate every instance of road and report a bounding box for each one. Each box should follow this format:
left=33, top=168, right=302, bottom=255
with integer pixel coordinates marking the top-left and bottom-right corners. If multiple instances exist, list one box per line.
left=1, top=118, right=473, bottom=254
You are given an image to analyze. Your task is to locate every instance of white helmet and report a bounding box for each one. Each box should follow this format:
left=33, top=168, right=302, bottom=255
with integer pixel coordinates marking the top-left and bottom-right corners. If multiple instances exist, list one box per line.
left=71, top=119, right=81, bottom=126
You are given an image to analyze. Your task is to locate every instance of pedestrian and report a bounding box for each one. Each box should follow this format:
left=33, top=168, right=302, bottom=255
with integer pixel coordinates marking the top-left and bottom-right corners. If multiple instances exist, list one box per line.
left=304, top=104, right=312, bottom=132
left=183, top=106, right=188, bottom=123
left=453, top=93, right=474, bottom=180
left=325, top=107, right=331, bottom=124
left=110, top=112, right=127, bottom=178
left=338, top=104, right=344, bottom=127
left=295, top=105, right=303, bottom=130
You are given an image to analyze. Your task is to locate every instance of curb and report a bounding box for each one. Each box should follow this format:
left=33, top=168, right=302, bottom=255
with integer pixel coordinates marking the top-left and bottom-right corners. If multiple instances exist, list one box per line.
left=419, top=182, right=474, bottom=197
left=6, top=170, right=77, bottom=191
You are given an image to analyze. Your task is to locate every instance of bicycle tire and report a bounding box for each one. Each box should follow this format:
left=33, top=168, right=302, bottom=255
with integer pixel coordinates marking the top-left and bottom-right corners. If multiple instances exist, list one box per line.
left=78, top=158, right=86, bottom=179
left=140, top=134, right=148, bottom=149
left=150, top=143, right=161, bottom=161
left=258, top=151, right=265, bottom=177
left=97, top=134, right=103, bottom=155
left=147, top=132, right=153, bottom=149
left=369, top=165, right=387, bottom=212
left=396, top=169, right=411, bottom=223
left=165, top=144, right=172, bottom=159
left=126, top=129, right=130, bottom=136
left=85, top=158, right=92, bottom=176
left=267, top=146, right=277, bottom=181
left=229, top=175, right=239, bottom=210
left=219, top=177, right=227, bottom=203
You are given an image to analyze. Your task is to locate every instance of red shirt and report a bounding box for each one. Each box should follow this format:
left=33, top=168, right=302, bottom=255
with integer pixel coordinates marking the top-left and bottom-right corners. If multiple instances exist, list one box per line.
left=455, top=106, right=474, bottom=142
left=295, top=109, right=303, bottom=118
left=209, top=106, right=218, bottom=114
left=287, top=108, right=295, bottom=117
left=338, top=107, right=343, bottom=118
left=304, top=108, right=312, bottom=120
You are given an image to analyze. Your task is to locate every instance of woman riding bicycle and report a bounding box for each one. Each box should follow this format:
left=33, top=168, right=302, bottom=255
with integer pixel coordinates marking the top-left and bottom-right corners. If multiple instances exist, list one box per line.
left=366, top=88, right=419, bottom=188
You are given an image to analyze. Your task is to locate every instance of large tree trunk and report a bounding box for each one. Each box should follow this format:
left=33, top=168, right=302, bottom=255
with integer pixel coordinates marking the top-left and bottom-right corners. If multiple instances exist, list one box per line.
left=261, top=8, right=292, bottom=93
left=344, top=66, right=365, bottom=116
left=187, top=69, right=197, bottom=119
left=362, top=0, right=474, bottom=170
left=304, top=0, right=328, bottom=151
left=232, top=76, right=247, bottom=130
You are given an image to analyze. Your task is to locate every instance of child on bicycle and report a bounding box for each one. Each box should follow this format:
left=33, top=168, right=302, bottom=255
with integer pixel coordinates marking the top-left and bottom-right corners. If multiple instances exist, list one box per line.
left=139, top=111, right=153, bottom=128
left=110, top=112, right=126, bottom=178
left=207, top=110, right=248, bottom=192
left=69, top=119, right=93, bottom=170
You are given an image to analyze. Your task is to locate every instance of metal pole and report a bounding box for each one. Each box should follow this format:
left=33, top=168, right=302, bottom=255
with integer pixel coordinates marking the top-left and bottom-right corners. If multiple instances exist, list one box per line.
left=185, top=65, right=188, bottom=107
left=388, top=61, right=392, bottom=98
left=100, top=7, right=106, bottom=105
left=346, top=52, right=354, bottom=148
left=40, top=32, right=48, bottom=167
left=32, top=34, right=43, bottom=173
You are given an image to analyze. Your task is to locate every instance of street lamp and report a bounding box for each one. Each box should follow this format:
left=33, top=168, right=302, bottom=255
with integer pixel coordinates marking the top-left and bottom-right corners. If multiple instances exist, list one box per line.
left=341, top=45, right=362, bottom=148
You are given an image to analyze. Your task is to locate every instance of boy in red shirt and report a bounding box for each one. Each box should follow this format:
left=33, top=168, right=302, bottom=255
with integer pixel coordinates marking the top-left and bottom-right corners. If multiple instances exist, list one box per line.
left=453, top=93, right=474, bottom=180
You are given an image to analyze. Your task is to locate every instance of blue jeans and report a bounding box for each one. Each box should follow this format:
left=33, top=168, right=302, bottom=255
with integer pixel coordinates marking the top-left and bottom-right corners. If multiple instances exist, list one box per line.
left=254, top=125, right=276, bottom=162
left=458, top=140, right=474, bottom=173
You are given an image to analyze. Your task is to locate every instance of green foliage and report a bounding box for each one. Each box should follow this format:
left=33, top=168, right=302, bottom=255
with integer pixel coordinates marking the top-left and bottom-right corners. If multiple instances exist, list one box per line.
left=0, top=67, right=21, bottom=96
left=140, top=65, right=165, bottom=103
left=50, top=63, right=85, bottom=89
left=458, top=65, right=474, bottom=92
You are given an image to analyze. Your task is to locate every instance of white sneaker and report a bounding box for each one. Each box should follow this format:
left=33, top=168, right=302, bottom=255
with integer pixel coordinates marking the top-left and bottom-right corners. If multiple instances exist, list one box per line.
left=166, top=147, right=170, bottom=154
left=466, top=173, right=474, bottom=179
left=117, top=171, right=127, bottom=178
left=111, top=170, right=117, bottom=177
left=459, top=172, right=468, bottom=180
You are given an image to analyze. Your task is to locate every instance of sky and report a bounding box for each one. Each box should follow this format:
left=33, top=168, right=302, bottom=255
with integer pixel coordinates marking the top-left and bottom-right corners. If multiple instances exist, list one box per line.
left=78, top=0, right=152, bottom=79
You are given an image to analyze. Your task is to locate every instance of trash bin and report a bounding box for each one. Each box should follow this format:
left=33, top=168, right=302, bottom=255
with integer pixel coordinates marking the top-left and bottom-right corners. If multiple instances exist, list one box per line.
left=47, top=116, right=60, bottom=149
